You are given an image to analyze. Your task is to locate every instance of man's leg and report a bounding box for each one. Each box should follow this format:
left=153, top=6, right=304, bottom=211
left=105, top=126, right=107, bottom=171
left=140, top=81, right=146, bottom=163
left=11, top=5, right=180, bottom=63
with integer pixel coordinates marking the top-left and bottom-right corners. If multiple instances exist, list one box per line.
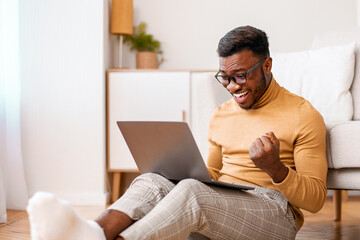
left=119, top=179, right=298, bottom=240
left=96, top=173, right=176, bottom=239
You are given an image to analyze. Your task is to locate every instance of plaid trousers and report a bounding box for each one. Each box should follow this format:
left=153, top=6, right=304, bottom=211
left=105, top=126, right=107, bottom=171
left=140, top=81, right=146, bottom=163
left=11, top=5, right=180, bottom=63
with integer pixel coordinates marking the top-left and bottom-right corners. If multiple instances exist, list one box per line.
left=108, top=173, right=298, bottom=240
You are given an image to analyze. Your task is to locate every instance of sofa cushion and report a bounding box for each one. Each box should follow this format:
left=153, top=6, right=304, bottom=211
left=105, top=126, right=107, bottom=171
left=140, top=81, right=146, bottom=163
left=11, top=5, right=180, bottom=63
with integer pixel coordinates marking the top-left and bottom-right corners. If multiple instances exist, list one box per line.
left=326, top=121, right=360, bottom=169
left=311, top=27, right=360, bottom=120
left=271, top=43, right=356, bottom=122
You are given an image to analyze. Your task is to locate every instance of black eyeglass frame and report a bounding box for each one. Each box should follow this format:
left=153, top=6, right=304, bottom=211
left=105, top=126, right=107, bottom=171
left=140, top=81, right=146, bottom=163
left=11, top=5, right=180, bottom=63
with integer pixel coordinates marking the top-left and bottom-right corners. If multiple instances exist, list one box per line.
left=215, top=57, right=267, bottom=86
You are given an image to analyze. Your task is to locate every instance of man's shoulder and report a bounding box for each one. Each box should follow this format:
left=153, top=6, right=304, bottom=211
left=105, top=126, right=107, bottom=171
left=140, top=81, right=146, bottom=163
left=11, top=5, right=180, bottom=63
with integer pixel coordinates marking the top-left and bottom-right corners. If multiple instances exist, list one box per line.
left=278, top=86, right=305, bottom=103
left=278, top=86, right=325, bottom=125
left=209, top=99, right=238, bottom=126
left=278, top=86, right=316, bottom=111
left=214, top=98, right=236, bottom=113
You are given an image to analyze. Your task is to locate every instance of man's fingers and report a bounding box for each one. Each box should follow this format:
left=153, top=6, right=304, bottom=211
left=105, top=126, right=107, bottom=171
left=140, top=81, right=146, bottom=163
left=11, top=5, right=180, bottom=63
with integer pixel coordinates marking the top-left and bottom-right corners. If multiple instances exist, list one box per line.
left=251, top=133, right=279, bottom=159
left=254, top=137, right=264, bottom=146
left=265, top=132, right=279, bottom=145
left=250, top=140, right=264, bottom=158
left=259, top=136, right=272, bottom=148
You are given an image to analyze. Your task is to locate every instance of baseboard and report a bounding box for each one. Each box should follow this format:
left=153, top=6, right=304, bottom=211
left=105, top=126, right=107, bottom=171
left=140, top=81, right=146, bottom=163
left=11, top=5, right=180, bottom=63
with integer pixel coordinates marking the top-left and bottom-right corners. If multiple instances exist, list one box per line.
left=52, top=191, right=110, bottom=206
left=327, top=190, right=360, bottom=197
left=348, top=190, right=360, bottom=196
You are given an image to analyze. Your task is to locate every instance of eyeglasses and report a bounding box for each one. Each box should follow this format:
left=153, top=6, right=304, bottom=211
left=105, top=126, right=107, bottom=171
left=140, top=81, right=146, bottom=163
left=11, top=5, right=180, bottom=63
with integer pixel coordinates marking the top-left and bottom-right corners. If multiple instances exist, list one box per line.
left=215, top=57, right=267, bottom=86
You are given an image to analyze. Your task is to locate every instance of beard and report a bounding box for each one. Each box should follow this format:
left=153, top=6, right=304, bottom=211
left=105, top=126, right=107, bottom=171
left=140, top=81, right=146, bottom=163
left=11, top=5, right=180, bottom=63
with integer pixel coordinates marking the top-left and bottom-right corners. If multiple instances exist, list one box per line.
left=241, top=68, right=268, bottom=110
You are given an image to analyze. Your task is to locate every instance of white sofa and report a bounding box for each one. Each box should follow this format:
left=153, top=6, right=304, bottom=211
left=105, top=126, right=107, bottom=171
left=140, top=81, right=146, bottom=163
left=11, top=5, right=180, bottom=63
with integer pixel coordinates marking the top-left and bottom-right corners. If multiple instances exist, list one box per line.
left=311, top=27, right=360, bottom=221
left=191, top=27, right=360, bottom=221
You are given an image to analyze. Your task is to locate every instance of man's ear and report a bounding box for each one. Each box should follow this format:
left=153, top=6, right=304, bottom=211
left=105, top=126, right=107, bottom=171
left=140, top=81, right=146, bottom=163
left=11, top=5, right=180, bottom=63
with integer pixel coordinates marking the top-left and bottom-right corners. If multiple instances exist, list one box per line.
left=264, top=57, right=272, bottom=75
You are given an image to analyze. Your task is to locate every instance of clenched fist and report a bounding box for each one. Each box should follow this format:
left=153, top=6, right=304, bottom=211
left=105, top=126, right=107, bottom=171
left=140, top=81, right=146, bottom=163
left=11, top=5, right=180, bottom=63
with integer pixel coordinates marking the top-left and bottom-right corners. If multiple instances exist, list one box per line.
left=249, top=132, right=288, bottom=183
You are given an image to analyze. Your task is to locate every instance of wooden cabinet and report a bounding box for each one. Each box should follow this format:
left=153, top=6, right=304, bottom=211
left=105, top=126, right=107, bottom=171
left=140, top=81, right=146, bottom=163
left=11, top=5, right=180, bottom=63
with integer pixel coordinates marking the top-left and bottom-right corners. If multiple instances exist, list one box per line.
left=107, top=70, right=192, bottom=201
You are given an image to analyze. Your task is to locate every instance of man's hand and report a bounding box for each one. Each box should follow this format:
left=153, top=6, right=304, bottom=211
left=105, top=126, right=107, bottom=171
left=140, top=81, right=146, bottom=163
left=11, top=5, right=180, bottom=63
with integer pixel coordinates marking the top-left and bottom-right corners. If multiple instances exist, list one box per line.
left=249, top=132, right=288, bottom=183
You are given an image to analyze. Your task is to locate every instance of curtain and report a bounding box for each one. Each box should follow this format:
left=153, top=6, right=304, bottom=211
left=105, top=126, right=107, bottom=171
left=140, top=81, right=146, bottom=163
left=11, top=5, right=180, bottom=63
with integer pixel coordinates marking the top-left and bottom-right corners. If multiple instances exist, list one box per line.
left=0, top=0, right=29, bottom=223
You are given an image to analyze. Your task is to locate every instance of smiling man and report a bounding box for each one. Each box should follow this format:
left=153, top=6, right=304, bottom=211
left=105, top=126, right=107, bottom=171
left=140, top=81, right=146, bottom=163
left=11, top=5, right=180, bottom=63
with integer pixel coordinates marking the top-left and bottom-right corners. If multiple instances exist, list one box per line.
left=217, top=53, right=268, bottom=110
left=207, top=25, right=327, bottom=236
left=27, top=26, right=327, bottom=240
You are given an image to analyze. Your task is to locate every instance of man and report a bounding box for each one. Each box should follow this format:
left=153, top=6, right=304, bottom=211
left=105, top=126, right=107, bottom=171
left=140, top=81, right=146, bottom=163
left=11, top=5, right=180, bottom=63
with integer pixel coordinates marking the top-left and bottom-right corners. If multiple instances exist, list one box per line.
left=27, top=26, right=327, bottom=240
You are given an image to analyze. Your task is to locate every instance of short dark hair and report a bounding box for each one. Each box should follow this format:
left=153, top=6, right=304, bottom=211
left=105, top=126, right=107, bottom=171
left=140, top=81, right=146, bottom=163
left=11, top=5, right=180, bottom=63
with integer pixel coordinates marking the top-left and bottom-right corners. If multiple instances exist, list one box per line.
left=217, top=25, right=270, bottom=58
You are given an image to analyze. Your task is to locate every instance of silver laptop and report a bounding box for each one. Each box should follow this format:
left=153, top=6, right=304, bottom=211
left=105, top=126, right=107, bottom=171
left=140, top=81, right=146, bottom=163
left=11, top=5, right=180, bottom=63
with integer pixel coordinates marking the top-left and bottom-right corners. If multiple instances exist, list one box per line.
left=117, top=121, right=254, bottom=191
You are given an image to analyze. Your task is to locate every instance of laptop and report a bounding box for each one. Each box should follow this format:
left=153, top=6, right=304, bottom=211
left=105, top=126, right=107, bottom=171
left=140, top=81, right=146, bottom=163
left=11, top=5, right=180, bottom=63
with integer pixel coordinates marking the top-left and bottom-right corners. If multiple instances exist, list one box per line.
left=117, top=121, right=254, bottom=191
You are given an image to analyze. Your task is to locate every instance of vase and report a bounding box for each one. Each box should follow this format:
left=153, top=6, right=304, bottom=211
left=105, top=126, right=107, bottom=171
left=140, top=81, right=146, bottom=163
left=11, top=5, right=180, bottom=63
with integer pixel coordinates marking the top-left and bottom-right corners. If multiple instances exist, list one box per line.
left=136, top=52, right=158, bottom=69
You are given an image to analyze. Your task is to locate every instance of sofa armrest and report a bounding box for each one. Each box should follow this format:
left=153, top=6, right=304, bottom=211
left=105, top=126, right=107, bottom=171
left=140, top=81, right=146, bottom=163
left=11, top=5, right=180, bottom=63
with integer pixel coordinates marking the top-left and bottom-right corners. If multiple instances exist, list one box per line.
left=326, top=121, right=360, bottom=169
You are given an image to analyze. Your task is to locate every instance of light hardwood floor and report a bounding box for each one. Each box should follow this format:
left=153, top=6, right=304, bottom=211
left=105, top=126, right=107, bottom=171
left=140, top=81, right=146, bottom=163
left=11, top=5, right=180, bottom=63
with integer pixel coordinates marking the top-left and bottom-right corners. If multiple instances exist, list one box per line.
left=1, top=197, right=360, bottom=240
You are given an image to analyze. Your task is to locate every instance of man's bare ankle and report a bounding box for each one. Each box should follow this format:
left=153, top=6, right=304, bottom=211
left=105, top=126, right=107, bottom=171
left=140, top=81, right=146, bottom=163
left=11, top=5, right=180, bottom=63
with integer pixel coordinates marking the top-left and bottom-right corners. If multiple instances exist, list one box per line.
left=96, top=209, right=133, bottom=240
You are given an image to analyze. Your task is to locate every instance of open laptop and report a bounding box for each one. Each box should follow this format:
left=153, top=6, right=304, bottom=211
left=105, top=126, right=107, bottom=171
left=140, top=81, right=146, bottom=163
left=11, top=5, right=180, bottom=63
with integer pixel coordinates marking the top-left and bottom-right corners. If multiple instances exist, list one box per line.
left=117, top=121, right=254, bottom=191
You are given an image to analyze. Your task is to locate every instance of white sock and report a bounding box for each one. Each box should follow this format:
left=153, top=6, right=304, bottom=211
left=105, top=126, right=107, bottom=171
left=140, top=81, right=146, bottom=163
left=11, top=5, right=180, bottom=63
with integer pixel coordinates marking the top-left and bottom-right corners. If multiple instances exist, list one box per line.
left=27, top=192, right=106, bottom=240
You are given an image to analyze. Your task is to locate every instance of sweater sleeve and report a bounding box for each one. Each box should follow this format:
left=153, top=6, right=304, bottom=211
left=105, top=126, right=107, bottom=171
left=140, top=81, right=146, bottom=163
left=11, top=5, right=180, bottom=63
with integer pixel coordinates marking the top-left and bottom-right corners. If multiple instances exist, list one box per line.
left=206, top=111, right=223, bottom=180
left=206, top=138, right=223, bottom=180
left=274, top=101, right=328, bottom=213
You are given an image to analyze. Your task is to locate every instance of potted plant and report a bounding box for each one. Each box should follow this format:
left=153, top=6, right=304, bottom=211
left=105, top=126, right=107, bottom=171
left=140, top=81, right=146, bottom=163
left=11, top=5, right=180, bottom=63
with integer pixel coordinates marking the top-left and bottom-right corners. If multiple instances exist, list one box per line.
left=124, top=22, right=163, bottom=69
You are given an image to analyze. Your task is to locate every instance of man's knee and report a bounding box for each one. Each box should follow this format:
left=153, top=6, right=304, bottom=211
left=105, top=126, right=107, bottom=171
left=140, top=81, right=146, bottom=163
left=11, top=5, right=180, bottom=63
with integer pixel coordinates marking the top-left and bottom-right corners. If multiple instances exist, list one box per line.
left=136, top=172, right=162, bottom=181
left=176, top=178, right=209, bottom=195
left=133, top=172, right=164, bottom=184
left=130, top=173, right=175, bottom=192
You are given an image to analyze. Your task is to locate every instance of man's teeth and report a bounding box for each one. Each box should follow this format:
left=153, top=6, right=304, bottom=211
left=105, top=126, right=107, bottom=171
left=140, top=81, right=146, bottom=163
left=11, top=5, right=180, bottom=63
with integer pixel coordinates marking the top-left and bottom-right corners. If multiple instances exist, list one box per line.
left=234, top=91, right=249, bottom=98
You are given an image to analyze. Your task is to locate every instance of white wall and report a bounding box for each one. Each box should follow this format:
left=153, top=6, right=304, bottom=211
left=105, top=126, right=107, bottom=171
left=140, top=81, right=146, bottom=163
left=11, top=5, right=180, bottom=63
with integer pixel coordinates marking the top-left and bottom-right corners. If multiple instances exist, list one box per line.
left=19, top=0, right=113, bottom=205
left=122, top=0, right=359, bottom=70
left=358, top=0, right=360, bottom=26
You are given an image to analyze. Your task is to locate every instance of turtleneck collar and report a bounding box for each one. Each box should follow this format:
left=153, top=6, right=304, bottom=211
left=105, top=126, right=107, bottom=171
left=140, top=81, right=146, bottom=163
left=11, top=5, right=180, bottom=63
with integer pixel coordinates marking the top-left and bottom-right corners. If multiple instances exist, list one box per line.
left=251, top=75, right=280, bottom=109
left=232, top=75, right=280, bottom=110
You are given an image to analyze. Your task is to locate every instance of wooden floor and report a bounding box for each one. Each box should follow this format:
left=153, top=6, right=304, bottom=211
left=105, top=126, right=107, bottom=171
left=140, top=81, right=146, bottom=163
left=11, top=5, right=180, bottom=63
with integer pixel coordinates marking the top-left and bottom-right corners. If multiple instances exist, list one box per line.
left=296, top=196, right=360, bottom=240
left=1, top=197, right=360, bottom=240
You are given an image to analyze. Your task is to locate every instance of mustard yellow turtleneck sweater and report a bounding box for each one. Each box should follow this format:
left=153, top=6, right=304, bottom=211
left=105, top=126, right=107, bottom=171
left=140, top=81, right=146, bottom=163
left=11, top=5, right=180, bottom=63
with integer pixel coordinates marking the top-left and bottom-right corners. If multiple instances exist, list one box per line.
left=207, top=77, right=327, bottom=229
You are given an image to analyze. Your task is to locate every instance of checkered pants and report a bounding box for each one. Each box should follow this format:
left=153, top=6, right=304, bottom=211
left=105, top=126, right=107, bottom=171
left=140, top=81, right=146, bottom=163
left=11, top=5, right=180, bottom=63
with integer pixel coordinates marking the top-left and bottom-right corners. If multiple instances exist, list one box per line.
left=108, top=173, right=298, bottom=240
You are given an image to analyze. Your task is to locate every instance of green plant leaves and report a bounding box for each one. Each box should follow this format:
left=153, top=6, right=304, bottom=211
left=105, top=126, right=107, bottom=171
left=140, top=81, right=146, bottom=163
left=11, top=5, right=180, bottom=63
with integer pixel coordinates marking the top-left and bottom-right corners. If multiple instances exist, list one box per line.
left=124, top=22, right=161, bottom=53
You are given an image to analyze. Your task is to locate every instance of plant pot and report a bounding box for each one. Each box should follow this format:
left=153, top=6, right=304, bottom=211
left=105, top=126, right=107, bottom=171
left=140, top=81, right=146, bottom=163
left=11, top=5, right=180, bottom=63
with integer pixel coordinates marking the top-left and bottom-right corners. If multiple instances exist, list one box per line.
left=136, top=52, right=158, bottom=69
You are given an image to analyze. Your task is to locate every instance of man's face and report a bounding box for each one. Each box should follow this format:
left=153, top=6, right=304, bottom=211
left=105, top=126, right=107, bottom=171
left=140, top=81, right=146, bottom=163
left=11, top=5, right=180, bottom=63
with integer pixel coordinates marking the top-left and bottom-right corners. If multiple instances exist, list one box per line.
left=219, top=50, right=270, bottom=110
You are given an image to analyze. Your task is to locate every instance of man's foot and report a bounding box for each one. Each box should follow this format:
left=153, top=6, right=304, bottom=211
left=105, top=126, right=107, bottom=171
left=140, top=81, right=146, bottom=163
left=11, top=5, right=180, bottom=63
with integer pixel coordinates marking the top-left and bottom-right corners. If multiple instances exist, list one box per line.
left=27, top=192, right=106, bottom=240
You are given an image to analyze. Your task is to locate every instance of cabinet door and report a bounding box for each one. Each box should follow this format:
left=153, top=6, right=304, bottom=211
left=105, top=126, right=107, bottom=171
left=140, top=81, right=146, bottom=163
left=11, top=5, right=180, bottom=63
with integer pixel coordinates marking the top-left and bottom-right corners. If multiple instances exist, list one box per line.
left=108, top=71, right=190, bottom=170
